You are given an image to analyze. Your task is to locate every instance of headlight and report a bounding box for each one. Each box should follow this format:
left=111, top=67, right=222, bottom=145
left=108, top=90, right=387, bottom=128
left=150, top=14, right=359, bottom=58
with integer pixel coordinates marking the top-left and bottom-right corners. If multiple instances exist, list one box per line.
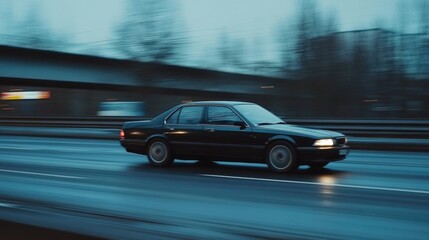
left=313, top=139, right=334, bottom=147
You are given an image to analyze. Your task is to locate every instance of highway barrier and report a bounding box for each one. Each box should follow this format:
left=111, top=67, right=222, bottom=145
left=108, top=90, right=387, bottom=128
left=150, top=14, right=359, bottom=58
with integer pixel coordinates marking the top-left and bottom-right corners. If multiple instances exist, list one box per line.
left=1, top=117, right=428, bottom=151
left=1, top=116, right=428, bottom=138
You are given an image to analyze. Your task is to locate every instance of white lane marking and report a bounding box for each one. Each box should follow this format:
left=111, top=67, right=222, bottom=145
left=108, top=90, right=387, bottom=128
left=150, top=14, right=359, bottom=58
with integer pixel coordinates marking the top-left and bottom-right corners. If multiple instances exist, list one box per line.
left=0, top=169, right=86, bottom=179
left=201, top=174, right=429, bottom=195
left=0, top=202, right=17, bottom=208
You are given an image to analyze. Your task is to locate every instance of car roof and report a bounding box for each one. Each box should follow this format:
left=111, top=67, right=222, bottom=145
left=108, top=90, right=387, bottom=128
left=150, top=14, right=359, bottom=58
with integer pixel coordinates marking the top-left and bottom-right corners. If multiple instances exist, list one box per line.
left=181, top=101, right=254, bottom=106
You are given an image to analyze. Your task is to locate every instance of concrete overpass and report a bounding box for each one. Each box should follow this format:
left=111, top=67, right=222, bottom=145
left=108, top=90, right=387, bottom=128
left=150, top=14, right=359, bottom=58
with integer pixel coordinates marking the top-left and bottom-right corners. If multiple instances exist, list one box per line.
left=0, top=45, right=302, bottom=96
left=0, top=45, right=304, bottom=116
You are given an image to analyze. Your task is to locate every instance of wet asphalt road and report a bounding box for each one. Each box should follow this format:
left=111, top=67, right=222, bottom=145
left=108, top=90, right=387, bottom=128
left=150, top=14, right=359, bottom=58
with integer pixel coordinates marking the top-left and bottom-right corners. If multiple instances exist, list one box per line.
left=0, top=136, right=428, bottom=239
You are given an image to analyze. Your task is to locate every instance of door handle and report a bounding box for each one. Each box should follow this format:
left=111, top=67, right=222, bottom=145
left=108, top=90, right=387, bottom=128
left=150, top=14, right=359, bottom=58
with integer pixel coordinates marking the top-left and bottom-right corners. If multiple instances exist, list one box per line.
left=204, top=128, right=215, bottom=132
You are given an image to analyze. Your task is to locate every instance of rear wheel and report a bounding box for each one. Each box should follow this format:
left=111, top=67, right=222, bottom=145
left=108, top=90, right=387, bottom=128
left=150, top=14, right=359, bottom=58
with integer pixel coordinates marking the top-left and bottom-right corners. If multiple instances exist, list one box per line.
left=147, top=139, right=174, bottom=167
left=266, top=141, right=298, bottom=173
left=309, top=162, right=329, bottom=169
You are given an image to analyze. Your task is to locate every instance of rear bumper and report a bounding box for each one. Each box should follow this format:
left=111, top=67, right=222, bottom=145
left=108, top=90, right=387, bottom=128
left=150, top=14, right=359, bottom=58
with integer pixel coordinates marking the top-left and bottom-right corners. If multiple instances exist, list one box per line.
left=297, top=145, right=349, bottom=164
left=120, top=139, right=147, bottom=154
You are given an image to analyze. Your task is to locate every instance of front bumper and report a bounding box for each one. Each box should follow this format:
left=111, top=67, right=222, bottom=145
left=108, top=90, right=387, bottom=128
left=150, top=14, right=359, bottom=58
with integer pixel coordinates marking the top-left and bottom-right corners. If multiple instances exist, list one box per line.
left=297, top=145, right=349, bottom=164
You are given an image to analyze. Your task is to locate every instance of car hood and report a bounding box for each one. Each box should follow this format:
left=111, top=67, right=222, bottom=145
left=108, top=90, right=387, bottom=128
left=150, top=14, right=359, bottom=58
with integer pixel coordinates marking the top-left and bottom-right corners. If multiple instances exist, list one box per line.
left=256, top=124, right=344, bottom=138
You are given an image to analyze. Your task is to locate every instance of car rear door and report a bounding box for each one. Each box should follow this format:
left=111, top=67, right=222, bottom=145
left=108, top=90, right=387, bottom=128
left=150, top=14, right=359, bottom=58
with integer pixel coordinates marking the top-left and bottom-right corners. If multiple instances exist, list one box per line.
left=164, top=105, right=207, bottom=156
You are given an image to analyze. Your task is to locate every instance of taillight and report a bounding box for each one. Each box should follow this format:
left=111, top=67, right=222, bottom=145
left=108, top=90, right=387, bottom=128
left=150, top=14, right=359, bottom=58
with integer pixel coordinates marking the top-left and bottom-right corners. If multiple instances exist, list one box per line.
left=120, top=129, right=125, bottom=139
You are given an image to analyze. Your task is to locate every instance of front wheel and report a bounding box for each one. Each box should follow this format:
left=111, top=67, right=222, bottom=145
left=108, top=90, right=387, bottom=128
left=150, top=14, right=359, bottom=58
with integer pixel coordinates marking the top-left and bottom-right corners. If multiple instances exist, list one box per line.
left=266, top=141, right=298, bottom=173
left=147, top=139, right=174, bottom=167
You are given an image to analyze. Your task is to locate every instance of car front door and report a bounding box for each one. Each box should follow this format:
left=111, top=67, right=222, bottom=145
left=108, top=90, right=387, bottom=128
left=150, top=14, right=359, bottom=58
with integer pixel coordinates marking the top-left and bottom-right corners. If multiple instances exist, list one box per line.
left=201, top=106, right=257, bottom=160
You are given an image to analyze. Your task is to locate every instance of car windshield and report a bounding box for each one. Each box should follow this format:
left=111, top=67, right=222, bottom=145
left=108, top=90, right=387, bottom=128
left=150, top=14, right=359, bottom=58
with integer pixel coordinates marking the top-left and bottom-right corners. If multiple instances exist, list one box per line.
left=234, top=104, right=285, bottom=126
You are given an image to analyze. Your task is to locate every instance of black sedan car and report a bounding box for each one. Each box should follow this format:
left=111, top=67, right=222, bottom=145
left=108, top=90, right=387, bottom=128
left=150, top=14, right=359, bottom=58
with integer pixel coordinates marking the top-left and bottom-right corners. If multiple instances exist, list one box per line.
left=120, top=101, right=349, bottom=173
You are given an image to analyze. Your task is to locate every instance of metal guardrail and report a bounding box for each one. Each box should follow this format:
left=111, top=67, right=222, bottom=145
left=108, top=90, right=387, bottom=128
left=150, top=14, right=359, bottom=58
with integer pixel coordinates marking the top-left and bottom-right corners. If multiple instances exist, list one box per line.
left=0, top=116, right=133, bottom=128
left=285, top=118, right=429, bottom=138
left=1, top=116, right=429, bottom=138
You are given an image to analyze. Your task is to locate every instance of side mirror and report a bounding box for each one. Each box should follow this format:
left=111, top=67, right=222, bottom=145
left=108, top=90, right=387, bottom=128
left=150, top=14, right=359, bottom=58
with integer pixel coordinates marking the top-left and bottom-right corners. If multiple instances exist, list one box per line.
left=233, top=121, right=246, bottom=129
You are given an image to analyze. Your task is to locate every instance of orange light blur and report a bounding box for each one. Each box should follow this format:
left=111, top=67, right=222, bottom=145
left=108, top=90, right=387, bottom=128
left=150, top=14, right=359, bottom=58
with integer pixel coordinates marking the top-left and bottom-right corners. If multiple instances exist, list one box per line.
left=120, top=130, right=125, bottom=139
left=1, top=91, right=51, bottom=100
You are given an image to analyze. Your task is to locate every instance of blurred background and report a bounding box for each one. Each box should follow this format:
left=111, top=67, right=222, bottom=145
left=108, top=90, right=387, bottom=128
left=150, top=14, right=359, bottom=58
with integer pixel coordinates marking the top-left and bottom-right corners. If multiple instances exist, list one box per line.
left=0, top=0, right=428, bottom=119
left=1, top=2, right=429, bottom=239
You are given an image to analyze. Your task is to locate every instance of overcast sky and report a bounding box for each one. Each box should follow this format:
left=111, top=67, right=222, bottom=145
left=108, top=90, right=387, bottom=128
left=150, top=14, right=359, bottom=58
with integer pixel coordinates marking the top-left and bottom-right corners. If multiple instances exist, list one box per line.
left=1, top=0, right=419, bottom=66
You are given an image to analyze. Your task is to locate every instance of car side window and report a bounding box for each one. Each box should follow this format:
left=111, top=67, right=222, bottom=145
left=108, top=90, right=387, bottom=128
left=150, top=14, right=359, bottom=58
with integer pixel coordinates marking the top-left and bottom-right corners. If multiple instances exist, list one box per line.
left=207, top=106, right=241, bottom=125
left=166, top=109, right=180, bottom=124
left=177, top=106, right=204, bottom=124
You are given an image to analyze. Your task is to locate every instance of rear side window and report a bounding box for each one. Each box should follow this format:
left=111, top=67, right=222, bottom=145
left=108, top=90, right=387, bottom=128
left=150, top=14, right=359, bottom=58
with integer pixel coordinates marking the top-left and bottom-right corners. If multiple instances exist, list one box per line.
left=177, top=106, right=204, bottom=124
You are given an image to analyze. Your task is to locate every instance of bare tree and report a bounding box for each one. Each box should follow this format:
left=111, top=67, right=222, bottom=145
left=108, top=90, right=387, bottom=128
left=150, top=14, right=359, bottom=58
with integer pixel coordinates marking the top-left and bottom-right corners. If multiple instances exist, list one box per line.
left=292, top=0, right=340, bottom=77
left=1, top=2, right=69, bottom=50
left=277, top=17, right=299, bottom=77
left=295, top=0, right=320, bottom=77
left=115, top=0, right=185, bottom=63
left=288, top=0, right=344, bottom=115
left=416, top=0, right=429, bottom=35
left=217, top=30, right=245, bottom=70
left=0, top=1, right=9, bottom=42
left=14, top=9, right=53, bottom=49
left=415, top=0, right=429, bottom=80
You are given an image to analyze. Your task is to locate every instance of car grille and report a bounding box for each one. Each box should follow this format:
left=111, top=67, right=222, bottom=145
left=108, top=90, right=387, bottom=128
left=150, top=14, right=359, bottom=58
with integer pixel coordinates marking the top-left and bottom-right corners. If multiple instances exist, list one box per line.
left=336, top=137, right=347, bottom=146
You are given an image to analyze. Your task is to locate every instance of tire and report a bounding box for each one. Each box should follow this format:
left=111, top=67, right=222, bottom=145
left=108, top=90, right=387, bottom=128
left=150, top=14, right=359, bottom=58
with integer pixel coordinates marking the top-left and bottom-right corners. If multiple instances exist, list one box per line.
left=147, top=139, right=174, bottom=167
left=309, top=162, right=329, bottom=169
left=266, top=141, right=298, bottom=173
